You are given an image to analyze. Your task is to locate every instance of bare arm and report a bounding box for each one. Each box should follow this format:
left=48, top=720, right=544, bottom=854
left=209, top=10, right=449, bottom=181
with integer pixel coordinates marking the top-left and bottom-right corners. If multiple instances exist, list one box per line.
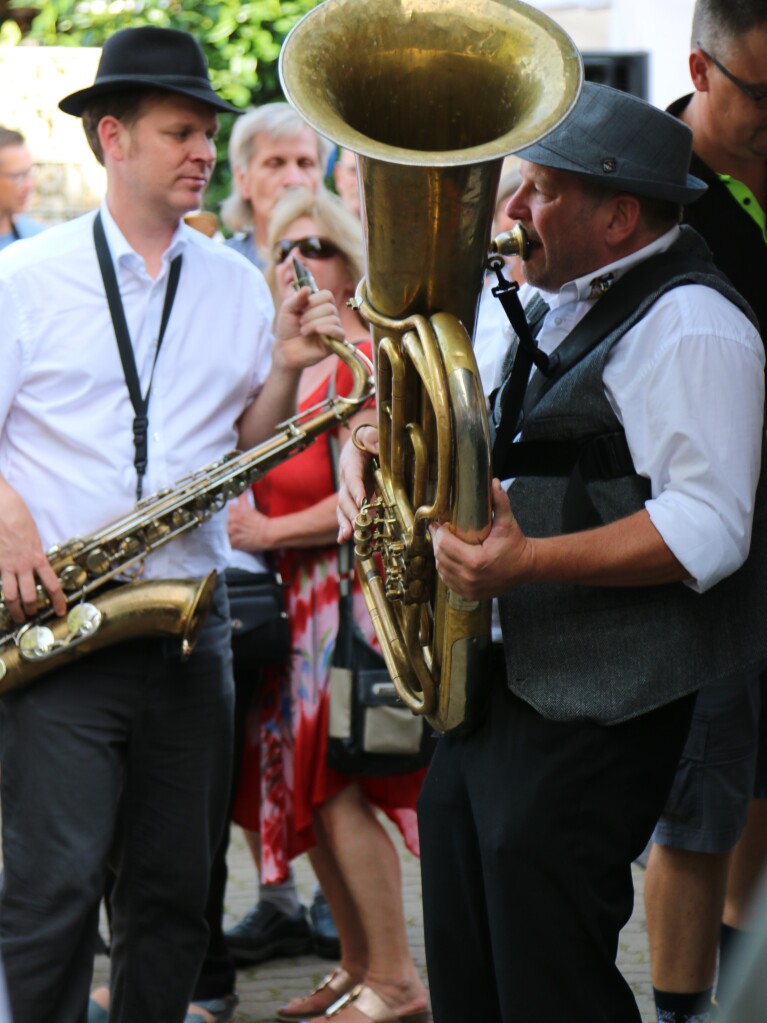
left=229, top=491, right=340, bottom=551
left=232, top=409, right=374, bottom=552
left=336, top=428, right=686, bottom=595
left=237, top=286, right=345, bottom=451
left=0, top=475, right=66, bottom=623
left=431, top=478, right=688, bottom=600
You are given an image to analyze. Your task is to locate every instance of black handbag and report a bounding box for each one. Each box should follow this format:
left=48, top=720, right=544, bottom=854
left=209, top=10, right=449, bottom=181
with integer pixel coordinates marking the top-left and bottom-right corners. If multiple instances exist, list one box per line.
left=325, top=547, right=435, bottom=777
left=224, top=566, right=292, bottom=669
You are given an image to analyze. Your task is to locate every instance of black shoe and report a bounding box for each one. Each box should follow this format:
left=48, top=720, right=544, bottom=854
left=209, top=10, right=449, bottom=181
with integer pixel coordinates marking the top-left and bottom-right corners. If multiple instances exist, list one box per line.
left=224, top=902, right=313, bottom=966
left=309, top=891, right=341, bottom=960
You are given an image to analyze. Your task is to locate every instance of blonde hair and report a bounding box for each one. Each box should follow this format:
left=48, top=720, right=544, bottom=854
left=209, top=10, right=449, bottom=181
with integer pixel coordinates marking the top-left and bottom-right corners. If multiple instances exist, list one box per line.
left=220, top=103, right=331, bottom=233
left=264, top=185, right=365, bottom=304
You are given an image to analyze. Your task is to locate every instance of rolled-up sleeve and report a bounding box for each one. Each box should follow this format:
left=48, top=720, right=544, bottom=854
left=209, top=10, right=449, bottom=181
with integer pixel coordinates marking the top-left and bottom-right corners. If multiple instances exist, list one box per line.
left=604, top=284, right=765, bottom=593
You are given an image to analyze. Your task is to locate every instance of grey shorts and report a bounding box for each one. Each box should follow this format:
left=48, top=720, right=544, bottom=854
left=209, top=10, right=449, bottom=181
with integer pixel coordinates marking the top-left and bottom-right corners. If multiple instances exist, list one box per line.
left=652, top=674, right=761, bottom=853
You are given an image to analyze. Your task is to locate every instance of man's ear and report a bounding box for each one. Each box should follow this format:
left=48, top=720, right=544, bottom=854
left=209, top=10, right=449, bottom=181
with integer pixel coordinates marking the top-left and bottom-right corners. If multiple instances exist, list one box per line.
left=689, top=49, right=711, bottom=93
left=233, top=165, right=251, bottom=201
left=98, top=116, right=127, bottom=162
left=603, top=193, right=642, bottom=248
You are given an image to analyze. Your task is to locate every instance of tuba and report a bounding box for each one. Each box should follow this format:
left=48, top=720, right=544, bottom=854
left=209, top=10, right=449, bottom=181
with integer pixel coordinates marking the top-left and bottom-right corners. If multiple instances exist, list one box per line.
left=281, top=0, right=582, bottom=732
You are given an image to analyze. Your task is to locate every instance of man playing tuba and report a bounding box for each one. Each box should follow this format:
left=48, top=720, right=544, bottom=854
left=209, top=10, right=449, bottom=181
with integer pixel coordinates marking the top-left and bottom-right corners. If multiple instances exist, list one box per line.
left=338, top=82, right=767, bottom=1023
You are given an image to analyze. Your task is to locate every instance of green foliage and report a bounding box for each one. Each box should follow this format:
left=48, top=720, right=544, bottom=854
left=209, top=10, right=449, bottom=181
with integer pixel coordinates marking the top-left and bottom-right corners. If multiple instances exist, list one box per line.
left=7, top=0, right=324, bottom=214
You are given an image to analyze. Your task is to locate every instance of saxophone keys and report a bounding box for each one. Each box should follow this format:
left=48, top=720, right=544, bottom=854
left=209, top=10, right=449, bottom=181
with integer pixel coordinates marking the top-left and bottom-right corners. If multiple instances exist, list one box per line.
left=18, top=624, right=56, bottom=660
left=118, top=537, right=144, bottom=559
left=86, top=549, right=111, bottom=575
left=145, top=520, right=171, bottom=544
left=59, top=564, right=89, bottom=591
left=66, top=602, right=102, bottom=639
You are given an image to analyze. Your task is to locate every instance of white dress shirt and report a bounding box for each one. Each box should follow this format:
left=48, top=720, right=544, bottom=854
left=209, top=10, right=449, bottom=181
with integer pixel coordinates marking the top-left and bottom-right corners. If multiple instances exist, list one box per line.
left=485, top=226, right=765, bottom=594
left=0, top=202, right=276, bottom=579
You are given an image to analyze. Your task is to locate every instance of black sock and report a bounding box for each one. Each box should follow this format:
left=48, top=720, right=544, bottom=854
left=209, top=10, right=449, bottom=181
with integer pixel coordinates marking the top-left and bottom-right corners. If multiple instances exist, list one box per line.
left=654, top=987, right=714, bottom=1022
left=716, top=922, right=746, bottom=1006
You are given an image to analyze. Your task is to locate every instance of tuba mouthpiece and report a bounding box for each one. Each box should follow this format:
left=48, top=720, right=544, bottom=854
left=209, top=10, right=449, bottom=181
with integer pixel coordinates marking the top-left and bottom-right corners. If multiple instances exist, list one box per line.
left=490, top=224, right=530, bottom=261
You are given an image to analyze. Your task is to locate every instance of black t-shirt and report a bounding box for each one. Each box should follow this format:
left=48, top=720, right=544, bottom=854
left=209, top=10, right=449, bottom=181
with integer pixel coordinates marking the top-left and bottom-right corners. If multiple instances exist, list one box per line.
left=668, top=94, right=767, bottom=343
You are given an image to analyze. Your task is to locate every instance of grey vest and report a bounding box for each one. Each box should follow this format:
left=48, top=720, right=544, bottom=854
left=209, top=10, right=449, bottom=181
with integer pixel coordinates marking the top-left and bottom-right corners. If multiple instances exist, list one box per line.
left=497, top=228, right=767, bottom=724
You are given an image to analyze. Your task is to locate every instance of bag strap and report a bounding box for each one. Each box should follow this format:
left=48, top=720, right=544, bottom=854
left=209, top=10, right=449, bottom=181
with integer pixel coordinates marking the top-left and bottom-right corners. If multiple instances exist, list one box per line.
left=490, top=287, right=553, bottom=467
left=324, top=363, right=356, bottom=666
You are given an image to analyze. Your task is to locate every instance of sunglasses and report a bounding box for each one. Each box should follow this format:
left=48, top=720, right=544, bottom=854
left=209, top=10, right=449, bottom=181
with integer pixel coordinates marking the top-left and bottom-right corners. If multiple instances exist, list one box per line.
left=698, top=44, right=767, bottom=105
left=274, top=236, right=341, bottom=265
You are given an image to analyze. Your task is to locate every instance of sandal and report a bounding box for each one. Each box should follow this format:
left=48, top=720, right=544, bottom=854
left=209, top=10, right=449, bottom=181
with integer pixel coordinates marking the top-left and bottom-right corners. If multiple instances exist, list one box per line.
left=324, top=984, right=431, bottom=1023
left=184, top=993, right=239, bottom=1023
left=276, top=968, right=358, bottom=1021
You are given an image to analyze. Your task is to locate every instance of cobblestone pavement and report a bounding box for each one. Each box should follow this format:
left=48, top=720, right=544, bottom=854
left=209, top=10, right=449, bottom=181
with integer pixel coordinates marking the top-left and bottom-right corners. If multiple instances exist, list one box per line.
left=92, top=823, right=656, bottom=1022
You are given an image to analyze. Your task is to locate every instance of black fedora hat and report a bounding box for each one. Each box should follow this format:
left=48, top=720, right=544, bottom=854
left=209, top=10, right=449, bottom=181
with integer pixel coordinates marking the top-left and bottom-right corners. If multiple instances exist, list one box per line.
left=517, top=81, right=707, bottom=205
left=59, top=26, right=239, bottom=116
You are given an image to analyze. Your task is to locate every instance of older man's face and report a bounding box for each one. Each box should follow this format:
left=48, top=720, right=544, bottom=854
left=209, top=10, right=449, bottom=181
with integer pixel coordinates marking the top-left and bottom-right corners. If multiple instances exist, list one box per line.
left=505, top=161, right=615, bottom=293
left=236, top=127, right=324, bottom=228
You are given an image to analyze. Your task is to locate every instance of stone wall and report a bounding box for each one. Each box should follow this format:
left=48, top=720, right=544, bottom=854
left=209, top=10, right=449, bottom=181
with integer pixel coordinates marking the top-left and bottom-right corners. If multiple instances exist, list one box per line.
left=0, top=44, right=104, bottom=226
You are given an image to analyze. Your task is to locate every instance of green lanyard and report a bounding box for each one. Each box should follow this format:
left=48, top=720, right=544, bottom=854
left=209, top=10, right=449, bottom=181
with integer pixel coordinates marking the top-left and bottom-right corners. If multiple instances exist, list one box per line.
left=718, top=174, right=767, bottom=244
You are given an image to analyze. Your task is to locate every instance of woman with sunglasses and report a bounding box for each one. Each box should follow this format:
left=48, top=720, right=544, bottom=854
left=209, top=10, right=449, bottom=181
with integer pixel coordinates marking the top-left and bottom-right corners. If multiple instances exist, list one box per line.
left=227, top=186, right=430, bottom=1023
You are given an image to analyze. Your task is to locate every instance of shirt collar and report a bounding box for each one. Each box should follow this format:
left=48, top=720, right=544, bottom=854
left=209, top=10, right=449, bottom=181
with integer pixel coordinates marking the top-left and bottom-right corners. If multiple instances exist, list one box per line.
left=543, top=225, right=681, bottom=309
left=98, top=200, right=187, bottom=275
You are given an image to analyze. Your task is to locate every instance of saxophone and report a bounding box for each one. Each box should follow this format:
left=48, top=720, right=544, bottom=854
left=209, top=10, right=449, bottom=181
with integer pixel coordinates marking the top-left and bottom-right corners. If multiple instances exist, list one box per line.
left=0, top=276, right=374, bottom=694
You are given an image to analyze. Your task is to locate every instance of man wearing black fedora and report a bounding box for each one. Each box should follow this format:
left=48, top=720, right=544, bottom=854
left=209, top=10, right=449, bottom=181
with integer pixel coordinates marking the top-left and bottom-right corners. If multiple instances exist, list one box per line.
left=0, top=25, right=344, bottom=1023
left=337, top=80, right=767, bottom=1023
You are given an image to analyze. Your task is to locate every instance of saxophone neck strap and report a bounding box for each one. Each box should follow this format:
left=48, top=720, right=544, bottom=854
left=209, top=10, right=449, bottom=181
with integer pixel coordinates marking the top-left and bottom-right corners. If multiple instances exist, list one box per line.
left=93, top=212, right=182, bottom=502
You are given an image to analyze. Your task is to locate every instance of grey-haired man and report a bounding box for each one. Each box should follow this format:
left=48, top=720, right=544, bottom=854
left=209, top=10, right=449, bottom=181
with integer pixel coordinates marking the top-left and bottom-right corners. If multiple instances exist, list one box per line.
left=337, top=81, right=767, bottom=1023
left=221, top=102, right=330, bottom=268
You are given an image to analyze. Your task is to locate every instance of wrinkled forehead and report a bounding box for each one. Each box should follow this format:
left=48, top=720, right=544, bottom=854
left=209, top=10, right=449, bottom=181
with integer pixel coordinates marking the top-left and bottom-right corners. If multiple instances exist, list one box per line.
left=252, top=127, right=322, bottom=165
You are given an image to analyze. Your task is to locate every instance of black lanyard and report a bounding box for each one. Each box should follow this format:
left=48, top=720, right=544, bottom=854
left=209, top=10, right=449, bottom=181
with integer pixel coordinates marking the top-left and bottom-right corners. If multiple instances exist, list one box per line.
left=93, top=213, right=182, bottom=501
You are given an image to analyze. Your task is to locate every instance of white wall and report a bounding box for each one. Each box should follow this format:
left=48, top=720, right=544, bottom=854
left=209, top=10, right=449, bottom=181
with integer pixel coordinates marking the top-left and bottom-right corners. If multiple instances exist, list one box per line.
left=609, top=0, right=696, bottom=108
left=525, top=0, right=698, bottom=108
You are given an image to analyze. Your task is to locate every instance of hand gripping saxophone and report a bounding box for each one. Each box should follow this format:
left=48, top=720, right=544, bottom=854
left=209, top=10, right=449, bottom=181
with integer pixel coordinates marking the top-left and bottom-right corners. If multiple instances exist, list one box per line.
left=280, top=0, right=583, bottom=733
left=0, top=264, right=374, bottom=693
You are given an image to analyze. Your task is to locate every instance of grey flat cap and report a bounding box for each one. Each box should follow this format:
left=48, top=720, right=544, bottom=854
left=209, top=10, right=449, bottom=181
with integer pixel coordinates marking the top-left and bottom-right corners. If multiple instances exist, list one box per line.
left=517, top=81, right=706, bottom=204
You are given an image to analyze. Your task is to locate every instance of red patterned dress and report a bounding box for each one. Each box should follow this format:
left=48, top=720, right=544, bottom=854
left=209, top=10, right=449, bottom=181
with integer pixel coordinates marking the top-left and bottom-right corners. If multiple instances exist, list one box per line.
left=232, top=345, right=427, bottom=884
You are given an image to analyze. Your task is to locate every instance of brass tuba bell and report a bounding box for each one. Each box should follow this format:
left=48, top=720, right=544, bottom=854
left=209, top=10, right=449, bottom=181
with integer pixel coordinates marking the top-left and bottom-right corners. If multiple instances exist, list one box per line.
left=280, top=0, right=582, bottom=732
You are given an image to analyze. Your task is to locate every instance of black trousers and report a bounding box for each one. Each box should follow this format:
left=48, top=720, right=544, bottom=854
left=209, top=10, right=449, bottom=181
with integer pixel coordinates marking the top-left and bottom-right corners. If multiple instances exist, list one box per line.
left=0, top=585, right=234, bottom=1023
left=192, top=652, right=262, bottom=999
left=418, top=678, right=695, bottom=1023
